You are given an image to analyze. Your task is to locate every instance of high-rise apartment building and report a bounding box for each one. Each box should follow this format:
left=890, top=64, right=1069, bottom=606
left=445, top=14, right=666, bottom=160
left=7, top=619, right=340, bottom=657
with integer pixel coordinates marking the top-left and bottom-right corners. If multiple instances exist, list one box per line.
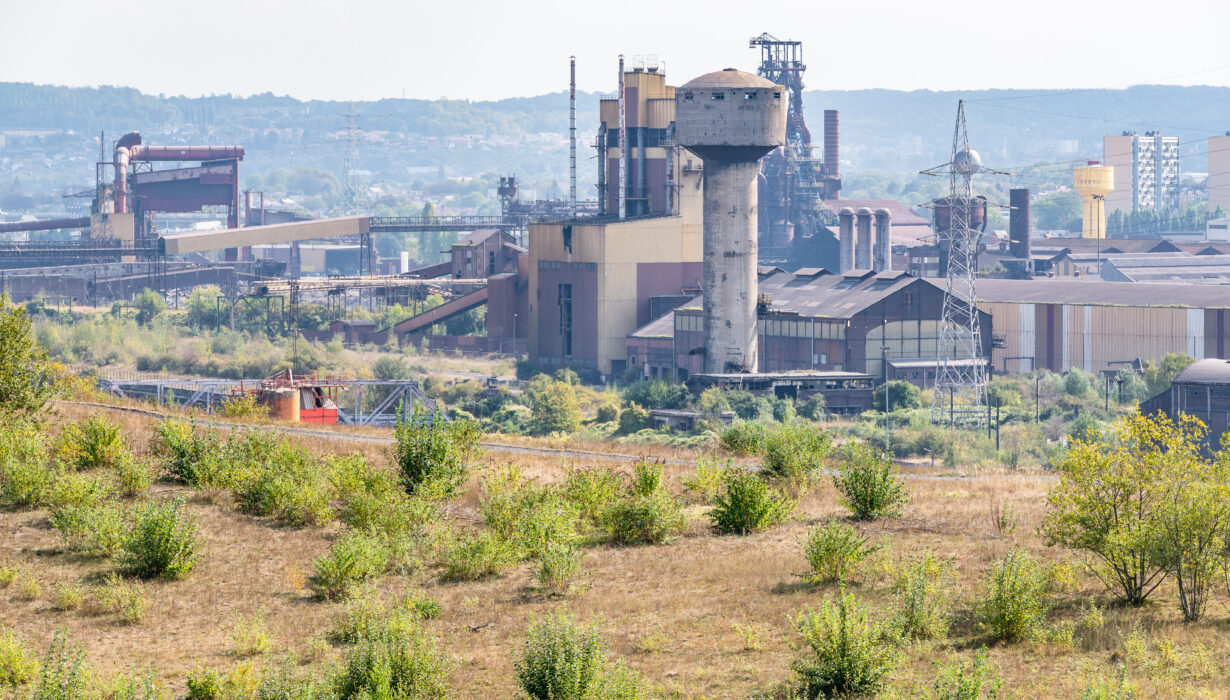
left=1103, top=131, right=1180, bottom=213
left=1209, top=133, right=1230, bottom=217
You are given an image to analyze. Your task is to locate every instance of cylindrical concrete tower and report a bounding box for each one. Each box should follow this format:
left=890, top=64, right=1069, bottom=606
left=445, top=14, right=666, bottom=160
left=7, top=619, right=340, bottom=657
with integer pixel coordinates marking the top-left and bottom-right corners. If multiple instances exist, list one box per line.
left=874, top=208, right=892, bottom=272
left=1073, top=163, right=1114, bottom=239
left=676, top=69, right=787, bottom=373
left=838, top=207, right=855, bottom=273
left=855, top=207, right=873, bottom=269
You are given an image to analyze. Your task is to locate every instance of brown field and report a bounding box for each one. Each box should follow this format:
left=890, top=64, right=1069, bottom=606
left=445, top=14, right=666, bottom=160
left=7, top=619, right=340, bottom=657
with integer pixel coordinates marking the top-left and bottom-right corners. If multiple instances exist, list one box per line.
left=3, top=402, right=1229, bottom=699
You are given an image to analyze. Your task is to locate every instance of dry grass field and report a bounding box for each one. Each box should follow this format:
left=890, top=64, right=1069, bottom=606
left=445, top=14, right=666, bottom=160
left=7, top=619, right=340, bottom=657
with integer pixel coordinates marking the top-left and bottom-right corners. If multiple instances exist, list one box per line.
left=3, top=402, right=1230, bottom=698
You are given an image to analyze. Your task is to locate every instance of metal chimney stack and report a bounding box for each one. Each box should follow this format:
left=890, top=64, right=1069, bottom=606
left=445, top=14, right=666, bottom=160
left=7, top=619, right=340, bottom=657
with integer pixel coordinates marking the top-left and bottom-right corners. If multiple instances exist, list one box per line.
left=855, top=207, right=873, bottom=269
left=1009, top=188, right=1030, bottom=258
left=874, top=208, right=892, bottom=272
left=838, top=207, right=855, bottom=272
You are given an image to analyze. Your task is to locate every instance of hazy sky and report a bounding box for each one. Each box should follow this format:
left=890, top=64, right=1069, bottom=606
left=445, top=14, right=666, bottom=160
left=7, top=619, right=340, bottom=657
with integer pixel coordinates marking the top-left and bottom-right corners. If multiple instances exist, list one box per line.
left=2, top=0, right=1229, bottom=102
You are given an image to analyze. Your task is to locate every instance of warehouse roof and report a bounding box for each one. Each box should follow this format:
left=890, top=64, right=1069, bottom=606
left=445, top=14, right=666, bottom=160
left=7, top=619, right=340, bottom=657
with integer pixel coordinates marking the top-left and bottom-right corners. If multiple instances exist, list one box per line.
left=1173, top=358, right=1230, bottom=384
left=960, top=279, right=1230, bottom=309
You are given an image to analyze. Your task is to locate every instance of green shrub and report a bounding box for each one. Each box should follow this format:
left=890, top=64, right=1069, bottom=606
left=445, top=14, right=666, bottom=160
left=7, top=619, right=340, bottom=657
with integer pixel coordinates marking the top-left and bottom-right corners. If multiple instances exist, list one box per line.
left=562, top=468, right=622, bottom=529
left=439, top=531, right=517, bottom=582
left=718, top=421, right=767, bottom=456
left=535, top=542, right=584, bottom=594
left=51, top=583, right=85, bottom=612
left=405, top=592, right=441, bottom=621
left=1081, top=666, right=1133, bottom=700
left=0, top=421, right=55, bottom=508
left=43, top=471, right=114, bottom=512
left=799, top=521, right=878, bottom=585
left=798, top=395, right=827, bottom=421
left=832, top=442, right=909, bottom=520
left=600, top=491, right=686, bottom=545
left=682, top=456, right=729, bottom=504
left=621, top=380, right=689, bottom=410
left=515, top=611, right=605, bottom=700
left=96, top=573, right=149, bottom=624
left=217, top=393, right=270, bottom=420
left=119, top=497, right=204, bottom=580
left=310, top=532, right=389, bottom=600
left=50, top=501, right=126, bottom=556
left=152, top=420, right=220, bottom=486
left=792, top=590, right=899, bottom=699
left=976, top=550, right=1050, bottom=643
left=330, top=596, right=406, bottom=645
left=616, top=403, right=650, bottom=434
left=528, top=377, right=584, bottom=435
left=31, top=632, right=89, bottom=700
left=332, top=623, right=450, bottom=699
left=630, top=459, right=663, bottom=496
left=889, top=552, right=953, bottom=640
left=185, top=667, right=223, bottom=700
left=230, top=611, right=271, bottom=657
left=0, top=630, right=38, bottom=688
left=873, top=380, right=921, bottom=413
left=113, top=453, right=155, bottom=498
left=709, top=471, right=795, bottom=535
left=595, top=403, right=620, bottom=423
left=0, top=562, right=15, bottom=587
left=106, top=667, right=165, bottom=700
left=235, top=442, right=333, bottom=527
left=394, top=406, right=481, bottom=497
left=0, top=295, right=56, bottom=421
left=59, top=415, right=127, bottom=471
left=933, top=649, right=1002, bottom=700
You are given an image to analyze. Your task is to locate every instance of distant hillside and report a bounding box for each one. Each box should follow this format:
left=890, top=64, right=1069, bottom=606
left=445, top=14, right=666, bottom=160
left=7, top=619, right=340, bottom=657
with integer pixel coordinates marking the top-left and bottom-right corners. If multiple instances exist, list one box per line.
left=1, top=82, right=1227, bottom=196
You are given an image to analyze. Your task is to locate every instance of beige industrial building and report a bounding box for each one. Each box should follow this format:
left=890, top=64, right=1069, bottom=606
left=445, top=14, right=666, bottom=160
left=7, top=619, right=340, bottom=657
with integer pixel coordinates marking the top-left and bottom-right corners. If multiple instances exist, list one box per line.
left=971, top=280, right=1230, bottom=375
left=1103, top=131, right=1180, bottom=213
left=1209, top=134, right=1230, bottom=219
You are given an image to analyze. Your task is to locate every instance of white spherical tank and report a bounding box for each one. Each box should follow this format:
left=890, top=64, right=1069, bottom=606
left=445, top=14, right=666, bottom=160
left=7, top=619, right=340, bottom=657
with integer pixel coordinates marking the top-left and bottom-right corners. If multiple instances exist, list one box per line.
left=954, top=146, right=982, bottom=176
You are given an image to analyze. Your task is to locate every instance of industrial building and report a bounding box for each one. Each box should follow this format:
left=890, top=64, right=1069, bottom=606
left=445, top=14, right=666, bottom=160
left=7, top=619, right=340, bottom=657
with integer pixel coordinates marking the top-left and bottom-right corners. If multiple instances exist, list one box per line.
left=1099, top=253, right=1230, bottom=284
left=1104, top=131, right=1181, bottom=213
left=1210, top=134, right=1230, bottom=220
left=626, top=267, right=991, bottom=387
left=970, top=279, right=1230, bottom=374
left=1141, top=358, right=1230, bottom=452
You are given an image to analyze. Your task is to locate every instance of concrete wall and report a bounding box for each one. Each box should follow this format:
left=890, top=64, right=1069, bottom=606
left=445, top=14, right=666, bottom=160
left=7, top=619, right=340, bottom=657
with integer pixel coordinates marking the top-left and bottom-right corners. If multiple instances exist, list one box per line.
left=1210, top=135, right=1230, bottom=220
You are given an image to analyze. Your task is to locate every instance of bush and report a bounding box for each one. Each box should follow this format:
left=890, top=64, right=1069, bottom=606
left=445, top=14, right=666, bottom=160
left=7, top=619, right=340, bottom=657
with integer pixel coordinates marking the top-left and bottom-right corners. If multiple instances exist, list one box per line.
left=30, top=632, right=90, bottom=700
left=50, top=501, right=125, bottom=555
left=96, top=573, right=149, bottom=624
left=798, top=394, right=827, bottom=421
left=622, top=380, right=689, bottom=410
left=439, top=531, right=517, bottom=581
left=394, top=406, right=481, bottom=497
left=107, top=667, right=165, bottom=700
left=535, top=542, right=584, bottom=594
left=933, top=649, right=1002, bottom=700
left=58, top=415, right=127, bottom=471
left=873, top=380, right=921, bottom=413
left=709, top=471, right=795, bottom=535
left=600, top=491, right=686, bottom=545
left=528, top=377, right=584, bottom=435
left=152, top=421, right=221, bottom=487
left=976, top=550, right=1050, bottom=643
left=310, top=532, right=389, bottom=600
left=682, top=456, right=729, bottom=504
left=185, top=667, right=223, bottom=699
left=0, top=420, right=55, bottom=508
left=595, top=402, right=619, bottom=423
left=332, top=623, right=450, bottom=699
left=889, top=552, right=953, bottom=640
left=235, top=442, right=333, bottom=527
left=562, top=468, right=622, bottom=530
left=217, top=393, right=270, bottom=420
left=0, top=294, right=56, bottom=421
left=119, top=497, right=204, bottom=580
left=0, top=630, right=38, bottom=688
left=616, top=402, right=650, bottom=434
left=1150, top=449, right=1230, bottom=622
left=792, top=590, right=899, bottom=699
left=330, top=596, right=415, bottom=645
left=51, top=583, right=85, bottom=612
left=718, top=422, right=767, bottom=456
left=113, top=454, right=155, bottom=498
left=799, top=521, right=878, bottom=585
left=515, top=611, right=605, bottom=700
left=630, top=459, right=663, bottom=496
left=231, top=611, right=271, bottom=657
left=832, top=443, right=909, bottom=520
left=763, top=423, right=831, bottom=480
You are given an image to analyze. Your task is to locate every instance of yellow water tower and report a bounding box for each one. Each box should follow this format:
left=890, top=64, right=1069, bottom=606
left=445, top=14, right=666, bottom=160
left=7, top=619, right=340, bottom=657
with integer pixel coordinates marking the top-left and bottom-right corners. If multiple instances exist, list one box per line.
left=1073, top=162, right=1115, bottom=239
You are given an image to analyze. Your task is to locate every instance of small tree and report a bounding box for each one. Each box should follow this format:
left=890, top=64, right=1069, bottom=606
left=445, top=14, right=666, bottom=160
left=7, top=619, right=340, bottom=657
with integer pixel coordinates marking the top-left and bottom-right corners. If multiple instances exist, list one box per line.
left=872, top=380, right=921, bottom=412
left=394, top=406, right=481, bottom=497
left=528, top=377, right=583, bottom=435
left=133, top=288, right=166, bottom=326
left=1152, top=451, right=1230, bottom=622
left=792, top=590, right=899, bottom=699
left=0, top=295, right=55, bottom=421
left=1042, top=413, right=1201, bottom=605
left=832, top=443, right=909, bottom=520
left=763, top=423, right=831, bottom=480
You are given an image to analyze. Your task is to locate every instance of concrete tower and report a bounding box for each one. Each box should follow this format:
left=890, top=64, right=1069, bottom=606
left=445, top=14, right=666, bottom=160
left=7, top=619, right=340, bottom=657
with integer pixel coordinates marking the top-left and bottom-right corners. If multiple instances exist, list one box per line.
left=1073, top=163, right=1115, bottom=239
left=676, top=69, right=786, bottom=373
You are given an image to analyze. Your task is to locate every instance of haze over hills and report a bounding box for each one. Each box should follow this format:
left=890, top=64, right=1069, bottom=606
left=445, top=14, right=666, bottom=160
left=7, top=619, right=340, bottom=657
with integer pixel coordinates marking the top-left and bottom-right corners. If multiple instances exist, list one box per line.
left=2, top=81, right=1227, bottom=205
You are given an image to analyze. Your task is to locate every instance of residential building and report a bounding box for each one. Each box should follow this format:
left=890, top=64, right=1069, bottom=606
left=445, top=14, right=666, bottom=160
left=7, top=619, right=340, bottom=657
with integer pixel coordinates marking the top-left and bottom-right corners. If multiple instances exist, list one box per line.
left=1103, top=131, right=1181, bottom=213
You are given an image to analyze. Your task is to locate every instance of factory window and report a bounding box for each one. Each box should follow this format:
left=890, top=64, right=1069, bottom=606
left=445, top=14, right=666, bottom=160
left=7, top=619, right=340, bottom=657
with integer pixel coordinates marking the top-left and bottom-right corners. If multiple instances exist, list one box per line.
left=774, top=92, right=782, bottom=99
left=744, top=92, right=757, bottom=100
left=558, top=284, right=573, bottom=357
left=683, top=91, right=693, bottom=100
left=487, top=251, right=496, bottom=275
left=711, top=92, right=724, bottom=101
left=562, top=225, right=573, bottom=253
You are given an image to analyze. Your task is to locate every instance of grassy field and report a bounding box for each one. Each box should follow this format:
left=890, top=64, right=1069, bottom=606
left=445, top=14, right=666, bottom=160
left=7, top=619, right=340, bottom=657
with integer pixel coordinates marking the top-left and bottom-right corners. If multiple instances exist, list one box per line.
left=2, top=403, right=1229, bottom=699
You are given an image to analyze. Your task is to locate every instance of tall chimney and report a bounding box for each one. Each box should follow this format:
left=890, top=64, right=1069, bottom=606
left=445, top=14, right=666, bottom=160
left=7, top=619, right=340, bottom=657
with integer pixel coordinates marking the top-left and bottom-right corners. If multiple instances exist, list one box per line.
left=676, top=69, right=786, bottom=374
left=1009, top=188, right=1031, bottom=259
left=569, top=56, right=577, bottom=219
left=874, top=208, right=892, bottom=272
left=618, top=55, right=626, bottom=220
left=855, top=207, right=873, bottom=269
left=838, top=207, right=855, bottom=272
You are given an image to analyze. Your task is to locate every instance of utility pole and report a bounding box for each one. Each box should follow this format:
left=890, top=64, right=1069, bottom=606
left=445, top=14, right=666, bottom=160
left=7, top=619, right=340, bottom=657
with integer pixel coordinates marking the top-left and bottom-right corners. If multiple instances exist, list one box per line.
left=881, top=343, right=890, bottom=453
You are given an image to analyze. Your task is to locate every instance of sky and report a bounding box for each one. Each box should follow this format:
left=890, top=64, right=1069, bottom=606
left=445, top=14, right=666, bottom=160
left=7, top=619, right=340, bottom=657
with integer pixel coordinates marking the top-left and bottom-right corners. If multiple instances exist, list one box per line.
left=2, top=0, right=1229, bottom=102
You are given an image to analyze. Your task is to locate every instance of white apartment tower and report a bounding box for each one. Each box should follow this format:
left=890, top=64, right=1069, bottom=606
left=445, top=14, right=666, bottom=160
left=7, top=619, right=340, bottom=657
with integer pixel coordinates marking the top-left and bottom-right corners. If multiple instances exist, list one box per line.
left=1103, top=131, right=1180, bottom=213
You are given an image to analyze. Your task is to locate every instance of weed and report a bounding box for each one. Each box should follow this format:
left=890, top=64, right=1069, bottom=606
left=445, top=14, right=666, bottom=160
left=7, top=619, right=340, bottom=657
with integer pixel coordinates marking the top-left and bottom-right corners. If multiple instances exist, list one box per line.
left=889, top=552, right=953, bottom=640
left=0, top=631, right=38, bottom=688
left=515, top=611, right=605, bottom=700
left=439, top=531, right=516, bottom=581
left=217, top=393, right=270, bottom=420
left=17, top=575, right=42, bottom=601
left=330, top=596, right=400, bottom=645
left=235, top=441, right=334, bottom=527
left=96, top=573, right=149, bottom=624
left=718, top=422, right=768, bottom=456
left=976, top=550, right=1050, bottom=643
left=404, top=592, right=441, bottom=621
left=763, top=423, right=831, bottom=480
left=600, top=491, right=686, bottom=545
left=1082, top=665, right=1134, bottom=700
left=792, top=589, right=899, bottom=699
left=113, top=454, right=156, bottom=498
left=709, top=471, right=795, bottom=535
left=310, top=532, right=389, bottom=601
left=682, top=456, right=729, bottom=504
left=185, top=667, right=222, bottom=699
left=630, top=459, right=663, bottom=496
left=0, top=563, right=16, bottom=588
left=832, top=442, right=909, bottom=520
left=231, top=611, right=271, bottom=657
left=561, top=468, right=622, bottom=530
left=119, top=497, right=204, bottom=580
left=50, top=584, right=85, bottom=612
left=534, top=542, right=584, bottom=594
left=106, top=666, right=166, bottom=700
left=798, top=521, right=878, bottom=585
left=0, top=420, right=52, bottom=508
left=988, top=497, right=1017, bottom=537
left=151, top=420, right=219, bottom=487
left=733, top=623, right=762, bottom=652
left=30, top=631, right=90, bottom=700
left=60, top=415, right=127, bottom=471
left=932, top=648, right=1002, bottom=700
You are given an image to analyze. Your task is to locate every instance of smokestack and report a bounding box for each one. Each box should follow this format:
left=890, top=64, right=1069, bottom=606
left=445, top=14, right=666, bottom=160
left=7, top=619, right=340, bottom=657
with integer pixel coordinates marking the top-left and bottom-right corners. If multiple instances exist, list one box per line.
left=400, top=251, right=410, bottom=274
left=1009, top=188, right=1031, bottom=259
left=570, top=56, right=577, bottom=219
left=874, top=208, right=892, bottom=272
left=855, top=208, right=873, bottom=269
left=618, top=55, right=626, bottom=220
left=824, top=109, right=840, bottom=178
left=676, top=69, right=786, bottom=374
left=838, top=208, right=855, bottom=272
left=114, top=146, right=130, bottom=214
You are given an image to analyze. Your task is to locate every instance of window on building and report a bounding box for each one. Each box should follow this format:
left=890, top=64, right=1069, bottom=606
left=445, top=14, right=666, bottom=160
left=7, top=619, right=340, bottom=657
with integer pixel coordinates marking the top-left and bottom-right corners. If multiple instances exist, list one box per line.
left=711, top=92, right=724, bottom=101
left=487, top=251, right=496, bottom=275
left=744, top=92, right=757, bottom=100
left=558, top=284, right=573, bottom=357
left=562, top=225, right=573, bottom=253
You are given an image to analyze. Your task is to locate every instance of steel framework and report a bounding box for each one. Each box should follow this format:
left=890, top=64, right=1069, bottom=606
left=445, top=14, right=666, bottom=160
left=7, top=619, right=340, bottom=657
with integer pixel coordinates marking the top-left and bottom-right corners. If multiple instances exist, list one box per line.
left=922, top=101, right=1005, bottom=427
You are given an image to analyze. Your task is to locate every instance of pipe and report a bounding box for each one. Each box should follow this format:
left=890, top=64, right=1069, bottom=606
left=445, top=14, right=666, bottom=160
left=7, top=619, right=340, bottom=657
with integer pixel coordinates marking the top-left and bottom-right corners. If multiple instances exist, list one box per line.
left=569, top=56, right=577, bottom=219
left=114, top=146, right=130, bottom=214
left=855, top=207, right=873, bottom=269
left=0, top=217, right=91, bottom=234
left=638, top=127, right=646, bottom=215
left=838, top=207, right=855, bottom=273
left=129, top=145, right=245, bottom=161
left=597, top=124, right=607, bottom=216
left=874, top=208, right=892, bottom=272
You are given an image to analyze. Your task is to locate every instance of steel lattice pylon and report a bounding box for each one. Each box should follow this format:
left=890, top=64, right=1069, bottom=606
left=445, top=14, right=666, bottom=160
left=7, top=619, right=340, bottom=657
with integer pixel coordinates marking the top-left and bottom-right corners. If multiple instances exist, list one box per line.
left=922, top=101, right=1005, bottom=427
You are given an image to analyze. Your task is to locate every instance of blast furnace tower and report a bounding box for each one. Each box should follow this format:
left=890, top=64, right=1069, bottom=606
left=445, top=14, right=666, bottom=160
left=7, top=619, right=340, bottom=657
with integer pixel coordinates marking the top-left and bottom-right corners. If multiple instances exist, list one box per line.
left=676, top=69, right=786, bottom=373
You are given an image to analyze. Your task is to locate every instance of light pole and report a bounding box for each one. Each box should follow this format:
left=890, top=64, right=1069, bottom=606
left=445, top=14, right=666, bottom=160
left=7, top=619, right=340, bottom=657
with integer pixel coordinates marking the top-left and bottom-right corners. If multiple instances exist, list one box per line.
left=881, top=343, right=890, bottom=453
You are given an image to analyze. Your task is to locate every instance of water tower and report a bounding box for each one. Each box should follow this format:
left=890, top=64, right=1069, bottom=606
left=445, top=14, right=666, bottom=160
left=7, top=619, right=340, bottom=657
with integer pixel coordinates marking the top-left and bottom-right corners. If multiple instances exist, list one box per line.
left=676, top=69, right=787, bottom=373
left=1074, top=162, right=1115, bottom=239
